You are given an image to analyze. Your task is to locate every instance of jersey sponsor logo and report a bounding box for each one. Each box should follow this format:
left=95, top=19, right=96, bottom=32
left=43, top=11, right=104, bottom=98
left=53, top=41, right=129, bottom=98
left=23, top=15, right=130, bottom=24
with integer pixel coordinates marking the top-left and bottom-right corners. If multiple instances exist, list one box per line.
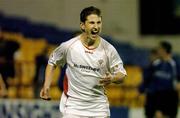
left=114, top=64, right=120, bottom=71
left=154, top=71, right=171, bottom=80
left=74, top=63, right=100, bottom=72
left=85, top=50, right=93, bottom=54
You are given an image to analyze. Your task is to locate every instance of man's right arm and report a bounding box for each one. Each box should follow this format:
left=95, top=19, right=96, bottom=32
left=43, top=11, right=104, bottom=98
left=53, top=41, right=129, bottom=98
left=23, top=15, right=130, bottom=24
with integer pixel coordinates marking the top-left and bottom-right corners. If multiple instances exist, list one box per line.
left=40, top=64, right=57, bottom=100
left=40, top=42, right=67, bottom=100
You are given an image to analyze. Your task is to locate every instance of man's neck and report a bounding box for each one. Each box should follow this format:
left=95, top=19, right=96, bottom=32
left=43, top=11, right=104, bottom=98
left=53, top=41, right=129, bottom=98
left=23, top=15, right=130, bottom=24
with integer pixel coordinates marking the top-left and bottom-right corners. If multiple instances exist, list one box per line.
left=80, top=34, right=100, bottom=49
left=84, top=38, right=95, bottom=46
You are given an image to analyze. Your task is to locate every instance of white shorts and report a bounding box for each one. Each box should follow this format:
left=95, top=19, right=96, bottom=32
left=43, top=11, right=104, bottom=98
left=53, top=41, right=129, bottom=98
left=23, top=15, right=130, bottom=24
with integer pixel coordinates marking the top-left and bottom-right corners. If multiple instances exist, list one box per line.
left=59, top=92, right=110, bottom=118
left=62, top=113, right=110, bottom=118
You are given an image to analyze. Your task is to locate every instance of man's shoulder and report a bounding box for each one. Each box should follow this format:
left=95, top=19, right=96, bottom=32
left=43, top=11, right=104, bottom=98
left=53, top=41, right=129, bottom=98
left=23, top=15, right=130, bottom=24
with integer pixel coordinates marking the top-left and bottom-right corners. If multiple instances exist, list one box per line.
left=53, top=36, right=80, bottom=54
left=168, top=58, right=177, bottom=67
left=62, top=36, right=80, bottom=46
left=100, top=37, right=115, bottom=50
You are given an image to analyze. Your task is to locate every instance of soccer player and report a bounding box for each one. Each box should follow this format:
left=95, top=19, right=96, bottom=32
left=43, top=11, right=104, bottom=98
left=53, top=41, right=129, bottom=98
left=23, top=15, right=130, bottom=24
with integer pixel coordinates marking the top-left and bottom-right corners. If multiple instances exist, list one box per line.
left=40, top=6, right=127, bottom=118
left=139, top=41, right=179, bottom=118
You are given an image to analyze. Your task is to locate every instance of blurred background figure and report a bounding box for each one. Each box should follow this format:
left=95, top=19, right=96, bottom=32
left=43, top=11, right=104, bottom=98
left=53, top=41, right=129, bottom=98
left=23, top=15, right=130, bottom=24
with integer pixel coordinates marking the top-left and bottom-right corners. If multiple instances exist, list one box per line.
left=0, top=28, right=20, bottom=97
left=139, top=41, right=180, bottom=118
left=0, top=28, right=7, bottom=97
left=138, top=48, right=159, bottom=118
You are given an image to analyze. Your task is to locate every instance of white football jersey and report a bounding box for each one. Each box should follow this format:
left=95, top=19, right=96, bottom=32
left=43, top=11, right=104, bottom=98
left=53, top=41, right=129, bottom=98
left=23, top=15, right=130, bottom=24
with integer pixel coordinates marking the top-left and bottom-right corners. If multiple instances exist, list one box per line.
left=48, top=35, right=127, bottom=117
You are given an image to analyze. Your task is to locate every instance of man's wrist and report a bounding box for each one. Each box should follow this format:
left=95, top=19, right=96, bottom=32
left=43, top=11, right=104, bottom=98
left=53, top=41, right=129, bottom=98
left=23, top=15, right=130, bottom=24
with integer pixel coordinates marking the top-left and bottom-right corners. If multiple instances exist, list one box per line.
left=43, top=85, right=50, bottom=90
left=111, top=74, right=124, bottom=84
left=110, top=74, right=117, bottom=83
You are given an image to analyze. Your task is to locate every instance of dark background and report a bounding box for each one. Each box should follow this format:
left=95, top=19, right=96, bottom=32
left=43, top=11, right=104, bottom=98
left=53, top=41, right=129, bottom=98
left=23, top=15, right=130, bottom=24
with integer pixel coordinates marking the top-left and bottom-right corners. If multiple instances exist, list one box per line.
left=139, top=0, right=180, bottom=35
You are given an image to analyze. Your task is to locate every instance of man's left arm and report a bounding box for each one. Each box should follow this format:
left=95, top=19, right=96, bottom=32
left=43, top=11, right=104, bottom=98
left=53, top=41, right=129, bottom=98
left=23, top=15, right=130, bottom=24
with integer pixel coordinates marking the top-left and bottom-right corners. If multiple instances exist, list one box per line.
left=111, top=71, right=126, bottom=84
left=99, top=44, right=127, bottom=86
left=99, top=71, right=126, bottom=86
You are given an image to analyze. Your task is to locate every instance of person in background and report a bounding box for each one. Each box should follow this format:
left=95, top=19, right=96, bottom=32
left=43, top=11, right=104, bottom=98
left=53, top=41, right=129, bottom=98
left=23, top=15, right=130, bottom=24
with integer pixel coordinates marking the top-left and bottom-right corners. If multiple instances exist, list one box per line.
left=138, top=48, right=159, bottom=118
left=40, top=6, right=127, bottom=118
left=139, top=41, right=180, bottom=118
left=0, top=29, right=20, bottom=97
left=0, top=29, right=7, bottom=97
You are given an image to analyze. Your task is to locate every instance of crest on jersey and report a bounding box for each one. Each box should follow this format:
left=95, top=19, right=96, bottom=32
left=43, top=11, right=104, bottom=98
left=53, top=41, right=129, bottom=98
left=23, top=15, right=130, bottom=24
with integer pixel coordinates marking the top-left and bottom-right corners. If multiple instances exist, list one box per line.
left=115, top=64, right=119, bottom=68
left=98, top=59, right=104, bottom=66
left=113, top=64, right=120, bottom=72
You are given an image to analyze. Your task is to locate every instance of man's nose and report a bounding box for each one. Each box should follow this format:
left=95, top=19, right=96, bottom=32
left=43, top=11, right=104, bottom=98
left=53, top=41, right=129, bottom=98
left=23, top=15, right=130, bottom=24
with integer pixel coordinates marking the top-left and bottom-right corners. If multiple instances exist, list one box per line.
left=93, top=23, right=98, bottom=29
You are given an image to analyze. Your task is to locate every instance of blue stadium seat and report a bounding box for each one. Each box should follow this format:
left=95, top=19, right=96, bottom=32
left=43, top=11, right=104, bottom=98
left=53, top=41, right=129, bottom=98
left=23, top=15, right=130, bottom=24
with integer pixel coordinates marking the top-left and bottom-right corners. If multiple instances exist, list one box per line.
left=110, top=106, right=129, bottom=118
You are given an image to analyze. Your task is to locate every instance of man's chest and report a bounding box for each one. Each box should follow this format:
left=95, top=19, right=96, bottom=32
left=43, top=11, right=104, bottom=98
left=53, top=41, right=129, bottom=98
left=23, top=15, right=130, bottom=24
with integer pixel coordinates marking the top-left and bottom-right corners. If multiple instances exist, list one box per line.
left=67, top=44, right=108, bottom=74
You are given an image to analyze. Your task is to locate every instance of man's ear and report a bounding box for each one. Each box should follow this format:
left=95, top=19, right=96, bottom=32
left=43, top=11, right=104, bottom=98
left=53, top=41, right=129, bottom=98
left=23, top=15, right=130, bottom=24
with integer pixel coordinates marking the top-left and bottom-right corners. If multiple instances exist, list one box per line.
left=80, top=22, right=85, bottom=32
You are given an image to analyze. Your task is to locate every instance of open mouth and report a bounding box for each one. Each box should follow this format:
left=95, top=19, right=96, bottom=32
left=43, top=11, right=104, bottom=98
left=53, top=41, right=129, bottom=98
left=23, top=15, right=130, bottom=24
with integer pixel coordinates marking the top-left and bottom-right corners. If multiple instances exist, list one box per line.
left=91, top=29, right=99, bottom=35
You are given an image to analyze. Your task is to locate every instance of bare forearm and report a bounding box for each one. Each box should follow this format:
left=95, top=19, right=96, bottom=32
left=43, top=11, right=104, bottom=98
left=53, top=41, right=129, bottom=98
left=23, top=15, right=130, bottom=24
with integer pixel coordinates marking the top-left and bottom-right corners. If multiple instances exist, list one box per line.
left=43, top=64, right=56, bottom=89
left=111, top=72, right=126, bottom=84
left=99, top=71, right=126, bottom=86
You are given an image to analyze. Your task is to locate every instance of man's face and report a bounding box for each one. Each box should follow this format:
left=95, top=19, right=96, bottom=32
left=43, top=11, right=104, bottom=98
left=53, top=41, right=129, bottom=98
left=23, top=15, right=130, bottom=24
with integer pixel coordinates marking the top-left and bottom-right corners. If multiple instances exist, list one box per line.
left=80, top=14, right=102, bottom=40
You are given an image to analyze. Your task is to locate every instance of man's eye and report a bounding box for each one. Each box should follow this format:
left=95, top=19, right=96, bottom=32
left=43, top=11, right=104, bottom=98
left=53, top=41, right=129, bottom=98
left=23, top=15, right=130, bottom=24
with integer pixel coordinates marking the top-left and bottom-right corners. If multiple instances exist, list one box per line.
left=89, top=22, right=94, bottom=24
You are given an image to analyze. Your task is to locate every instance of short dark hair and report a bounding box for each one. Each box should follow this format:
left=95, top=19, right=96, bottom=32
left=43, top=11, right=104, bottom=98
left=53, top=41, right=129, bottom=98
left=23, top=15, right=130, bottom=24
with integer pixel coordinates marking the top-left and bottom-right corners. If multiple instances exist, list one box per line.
left=80, top=6, right=101, bottom=23
left=159, top=41, right=172, bottom=54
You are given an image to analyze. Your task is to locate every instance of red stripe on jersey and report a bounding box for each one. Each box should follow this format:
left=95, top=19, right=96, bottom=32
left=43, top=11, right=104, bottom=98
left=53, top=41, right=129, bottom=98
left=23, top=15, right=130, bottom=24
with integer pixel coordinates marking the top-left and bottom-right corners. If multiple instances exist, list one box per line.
left=63, top=74, right=68, bottom=96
